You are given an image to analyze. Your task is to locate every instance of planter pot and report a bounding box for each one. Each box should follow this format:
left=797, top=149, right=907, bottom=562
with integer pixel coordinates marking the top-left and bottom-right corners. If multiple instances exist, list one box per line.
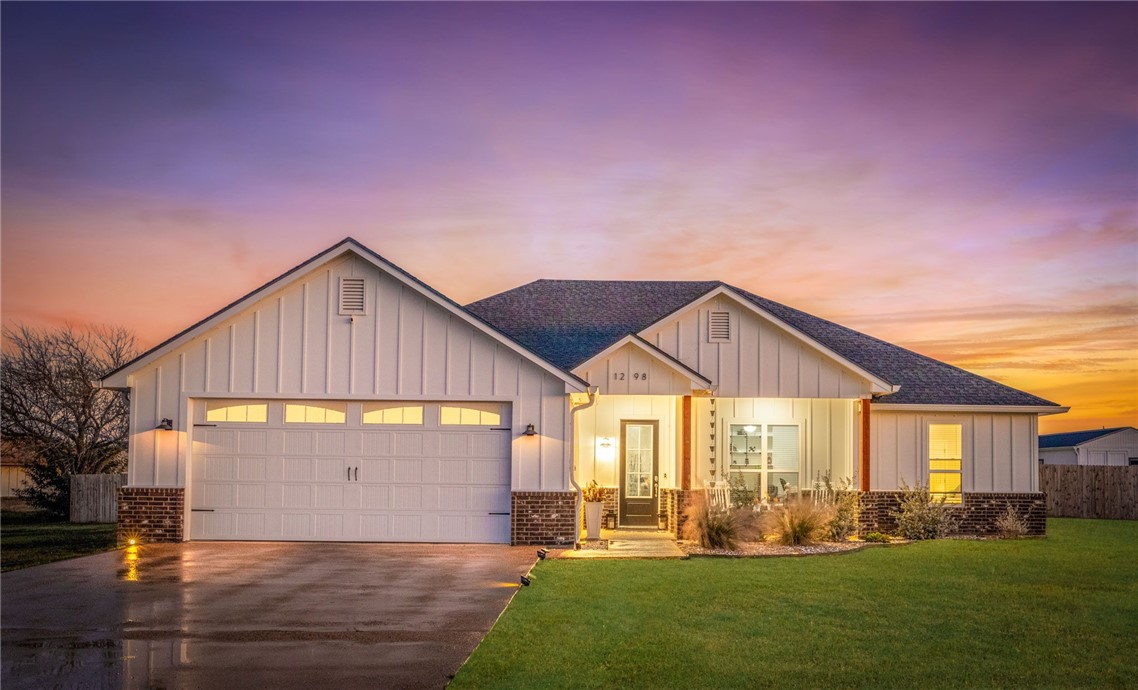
left=584, top=501, right=604, bottom=540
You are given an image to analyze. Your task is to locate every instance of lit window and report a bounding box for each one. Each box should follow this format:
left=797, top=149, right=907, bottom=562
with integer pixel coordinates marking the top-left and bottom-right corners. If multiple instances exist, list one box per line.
left=284, top=402, right=347, bottom=424
left=929, top=423, right=963, bottom=504
left=206, top=401, right=268, bottom=423
left=362, top=404, right=424, bottom=425
left=439, top=405, right=501, bottom=426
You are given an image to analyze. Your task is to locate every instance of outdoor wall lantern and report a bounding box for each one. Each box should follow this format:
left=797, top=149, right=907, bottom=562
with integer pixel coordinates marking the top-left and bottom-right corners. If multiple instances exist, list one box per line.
left=657, top=511, right=669, bottom=530
left=604, top=511, right=617, bottom=530
left=156, top=418, right=174, bottom=431
left=523, top=423, right=537, bottom=437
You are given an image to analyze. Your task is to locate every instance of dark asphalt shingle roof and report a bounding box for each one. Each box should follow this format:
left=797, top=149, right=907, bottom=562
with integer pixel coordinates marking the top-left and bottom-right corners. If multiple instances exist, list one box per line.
left=1039, top=427, right=1134, bottom=448
left=465, top=280, right=1061, bottom=408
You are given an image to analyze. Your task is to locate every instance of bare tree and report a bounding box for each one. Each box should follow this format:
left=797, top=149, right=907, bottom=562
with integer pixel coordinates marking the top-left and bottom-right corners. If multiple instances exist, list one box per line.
left=1, top=325, right=137, bottom=516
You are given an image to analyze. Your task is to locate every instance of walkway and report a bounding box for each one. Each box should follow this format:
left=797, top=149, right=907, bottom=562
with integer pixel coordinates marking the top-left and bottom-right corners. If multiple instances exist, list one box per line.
left=559, top=528, right=687, bottom=559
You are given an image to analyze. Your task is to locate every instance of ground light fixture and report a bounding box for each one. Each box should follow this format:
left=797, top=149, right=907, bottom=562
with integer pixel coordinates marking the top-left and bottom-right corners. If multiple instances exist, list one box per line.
left=523, top=423, right=537, bottom=436
left=537, top=548, right=548, bottom=560
left=155, top=418, right=174, bottom=431
left=520, top=575, right=531, bottom=586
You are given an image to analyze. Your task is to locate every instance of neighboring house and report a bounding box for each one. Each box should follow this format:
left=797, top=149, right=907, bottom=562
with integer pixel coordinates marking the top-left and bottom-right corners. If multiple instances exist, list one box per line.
left=101, top=238, right=1066, bottom=545
left=1039, top=427, right=1138, bottom=466
left=1, top=456, right=30, bottom=498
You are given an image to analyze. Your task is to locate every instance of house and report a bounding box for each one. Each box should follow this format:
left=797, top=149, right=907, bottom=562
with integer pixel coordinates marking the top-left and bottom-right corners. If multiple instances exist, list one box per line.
left=1, top=457, right=30, bottom=499
left=101, top=238, right=1066, bottom=545
left=1039, top=427, right=1138, bottom=466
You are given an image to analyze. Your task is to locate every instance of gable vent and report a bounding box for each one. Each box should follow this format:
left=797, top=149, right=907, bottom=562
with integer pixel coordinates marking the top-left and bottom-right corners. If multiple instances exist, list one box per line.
left=339, top=277, right=366, bottom=315
left=708, top=311, right=732, bottom=343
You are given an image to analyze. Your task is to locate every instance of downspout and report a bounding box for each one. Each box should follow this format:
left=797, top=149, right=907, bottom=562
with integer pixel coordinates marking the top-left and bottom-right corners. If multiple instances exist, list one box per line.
left=569, top=386, right=600, bottom=541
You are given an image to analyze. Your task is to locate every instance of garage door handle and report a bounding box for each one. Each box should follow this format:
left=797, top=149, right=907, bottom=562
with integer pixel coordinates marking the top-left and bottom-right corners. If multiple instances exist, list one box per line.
left=191, top=509, right=215, bottom=512
left=488, top=512, right=509, bottom=516
left=354, top=466, right=359, bottom=481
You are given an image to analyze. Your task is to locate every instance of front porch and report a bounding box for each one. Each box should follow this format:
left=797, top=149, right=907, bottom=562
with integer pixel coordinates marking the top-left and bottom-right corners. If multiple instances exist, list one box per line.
left=574, top=393, right=863, bottom=536
left=561, top=527, right=686, bottom=559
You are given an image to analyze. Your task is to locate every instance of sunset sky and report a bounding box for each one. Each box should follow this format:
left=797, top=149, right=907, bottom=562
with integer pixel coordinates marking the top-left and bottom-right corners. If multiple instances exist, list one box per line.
left=2, top=2, right=1135, bottom=433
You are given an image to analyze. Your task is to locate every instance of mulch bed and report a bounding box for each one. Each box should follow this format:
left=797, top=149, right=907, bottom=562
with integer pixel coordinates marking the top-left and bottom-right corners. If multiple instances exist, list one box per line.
left=679, top=540, right=890, bottom=557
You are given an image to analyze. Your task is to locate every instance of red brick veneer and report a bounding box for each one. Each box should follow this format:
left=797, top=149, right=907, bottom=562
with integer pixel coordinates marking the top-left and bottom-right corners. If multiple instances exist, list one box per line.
left=511, top=491, right=576, bottom=545
left=117, top=487, right=184, bottom=544
left=859, top=491, right=1046, bottom=537
left=662, top=488, right=700, bottom=538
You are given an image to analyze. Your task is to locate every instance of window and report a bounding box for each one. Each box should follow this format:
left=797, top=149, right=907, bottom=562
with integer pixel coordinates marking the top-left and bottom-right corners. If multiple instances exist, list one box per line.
left=727, top=423, right=799, bottom=501
left=440, top=404, right=501, bottom=426
left=284, top=402, right=346, bottom=424
left=205, top=401, right=268, bottom=423
left=338, top=277, right=366, bottom=315
left=362, top=403, right=423, bottom=425
left=708, top=311, right=732, bottom=343
left=928, top=423, right=963, bottom=504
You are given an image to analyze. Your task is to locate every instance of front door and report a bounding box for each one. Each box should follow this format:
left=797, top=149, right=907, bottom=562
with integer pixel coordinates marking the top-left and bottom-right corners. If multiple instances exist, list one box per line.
left=619, top=421, right=658, bottom=527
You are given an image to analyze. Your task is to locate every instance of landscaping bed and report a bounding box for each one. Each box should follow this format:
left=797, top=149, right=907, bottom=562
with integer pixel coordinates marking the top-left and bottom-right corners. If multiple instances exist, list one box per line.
left=679, top=539, right=870, bottom=557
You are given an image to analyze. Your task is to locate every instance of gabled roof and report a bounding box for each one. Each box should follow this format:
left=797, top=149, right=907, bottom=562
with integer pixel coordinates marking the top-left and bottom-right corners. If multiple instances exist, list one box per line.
left=571, top=333, right=713, bottom=389
left=465, top=279, right=1063, bottom=408
left=1039, top=427, right=1136, bottom=449
left=100, top=238, right=588, bottom=391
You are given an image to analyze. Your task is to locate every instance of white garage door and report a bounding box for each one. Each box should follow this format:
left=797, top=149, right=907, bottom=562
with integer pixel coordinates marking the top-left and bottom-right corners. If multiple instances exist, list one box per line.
left=189, top=400, right=512, bottom=543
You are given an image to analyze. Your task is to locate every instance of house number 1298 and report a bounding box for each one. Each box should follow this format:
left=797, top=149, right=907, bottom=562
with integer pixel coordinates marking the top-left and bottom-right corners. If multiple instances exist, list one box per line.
left=614, top=372, right=648, bottom=380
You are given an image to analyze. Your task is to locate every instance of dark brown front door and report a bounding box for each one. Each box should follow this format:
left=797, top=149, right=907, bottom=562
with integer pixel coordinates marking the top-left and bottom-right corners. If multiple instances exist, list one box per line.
left=619, top=421, right=658, bottom=527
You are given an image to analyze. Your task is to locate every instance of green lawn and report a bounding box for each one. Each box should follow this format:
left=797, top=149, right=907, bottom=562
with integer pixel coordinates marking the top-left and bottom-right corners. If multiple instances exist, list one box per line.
left=453, top=519, right=1138, bottom=689
left=1, top=510, right=118, bottom=572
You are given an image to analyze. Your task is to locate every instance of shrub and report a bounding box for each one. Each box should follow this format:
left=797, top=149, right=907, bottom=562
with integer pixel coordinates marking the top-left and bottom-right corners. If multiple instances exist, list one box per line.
left=862, top=531, right=891, bottom=543
left=891, top=483, right=959, bottom=540
left=995, top=504, right=1029, bottom=539
left=682, top=494, right=738, bottom=549
left=827, top=491, right=860, bottom=541
left=760, top=497, right=835, bottom=546
left=581, top=480, right=606, bottom=503
left=727, top=472, right=758, bottom=509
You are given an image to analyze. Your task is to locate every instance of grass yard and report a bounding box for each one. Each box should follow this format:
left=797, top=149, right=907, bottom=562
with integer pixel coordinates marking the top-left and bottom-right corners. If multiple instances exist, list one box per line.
left=1, top=510, right=118, bottom=572
left=453, top=519, right=1138, bottom=689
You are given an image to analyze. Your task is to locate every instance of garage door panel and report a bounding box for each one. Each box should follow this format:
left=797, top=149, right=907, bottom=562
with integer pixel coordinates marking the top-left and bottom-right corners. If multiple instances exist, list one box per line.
left=192, top=402, right=512, bottom=543
left=282, top=513, right=312, bottom=539
left=316, top=432, right=346, bottom=456
left=394, top=459, right=422, bottom=483
left=394, top=486, right=421, bottom=509
left=439, top=458, right=469, bottom=482
left=472, top=458, right=509, bottom=484
left=238, top=457, right=266, bottom=481
left=361, top=458, right=392, bottom=482
left=238, top=431, right=267, bottom=454
left=361, top=485, right=392, bottom=509
left=362, top=432, right=393, bottom=455
left=316, top=457, right=346, bottom=482
left=283, top=432, right=313, bottom=455
left=237, top=484, right=265, bottom=509
left=394, top=433, right=423, bottom=456
left=283, top=484, right=312, bottom=508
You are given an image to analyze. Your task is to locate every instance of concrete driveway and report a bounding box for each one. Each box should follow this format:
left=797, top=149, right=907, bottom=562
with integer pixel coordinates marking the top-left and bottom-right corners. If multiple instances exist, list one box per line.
left=1, top=542, right=537, bottom=689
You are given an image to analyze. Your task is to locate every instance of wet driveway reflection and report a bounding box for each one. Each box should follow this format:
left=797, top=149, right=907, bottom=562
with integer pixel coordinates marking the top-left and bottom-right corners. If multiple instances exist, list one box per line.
left=2, top=542, right=536, bottom=689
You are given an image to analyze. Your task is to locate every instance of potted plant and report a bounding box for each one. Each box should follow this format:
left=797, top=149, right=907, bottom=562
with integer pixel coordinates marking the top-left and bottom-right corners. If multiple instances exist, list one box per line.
left=582, top=480, right=606, bottom=540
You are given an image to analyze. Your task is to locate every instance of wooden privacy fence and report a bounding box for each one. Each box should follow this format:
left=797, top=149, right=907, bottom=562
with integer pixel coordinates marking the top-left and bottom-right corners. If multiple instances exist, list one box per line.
left=1040, top=465, right=1138, bottom=520
left=70, top=474, right=127, bottom=523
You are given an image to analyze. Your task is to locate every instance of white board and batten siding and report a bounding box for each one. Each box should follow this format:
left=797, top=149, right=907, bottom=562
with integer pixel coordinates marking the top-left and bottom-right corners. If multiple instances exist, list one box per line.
left=691, top=397, right=857, bottom=490
left=870, top=411, right=1039, bottom=493
left=639, top=294, right=875, bottom=399
left=126, top=253, right=572, bottom=494
left=577, top=342, right=698, bottom=396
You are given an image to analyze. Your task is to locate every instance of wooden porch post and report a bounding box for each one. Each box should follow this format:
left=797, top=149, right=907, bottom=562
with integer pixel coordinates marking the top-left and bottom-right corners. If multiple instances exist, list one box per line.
left=681, top=396, right=692, bottom=490
left=859, top=397, right=872, bottom=491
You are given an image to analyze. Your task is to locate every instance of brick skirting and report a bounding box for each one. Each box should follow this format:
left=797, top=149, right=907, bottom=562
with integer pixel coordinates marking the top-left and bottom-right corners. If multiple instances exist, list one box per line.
left=662, top=488, right=699, bottom=538
left=117, top=487, right=185, bottom=544
left=859, top=491, right=1046, bottom=537
left=511, top=491, right=576, bottom=545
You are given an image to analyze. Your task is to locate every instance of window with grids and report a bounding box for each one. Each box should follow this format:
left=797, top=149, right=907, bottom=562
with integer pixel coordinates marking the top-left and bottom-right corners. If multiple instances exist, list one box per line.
left=928, top=423, right=963, bottom=504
